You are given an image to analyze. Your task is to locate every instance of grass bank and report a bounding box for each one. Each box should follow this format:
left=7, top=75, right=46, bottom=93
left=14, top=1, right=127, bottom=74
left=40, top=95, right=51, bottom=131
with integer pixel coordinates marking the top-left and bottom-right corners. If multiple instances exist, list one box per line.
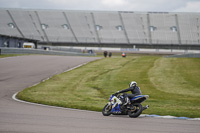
left=17, top=55, right=200, bottom=118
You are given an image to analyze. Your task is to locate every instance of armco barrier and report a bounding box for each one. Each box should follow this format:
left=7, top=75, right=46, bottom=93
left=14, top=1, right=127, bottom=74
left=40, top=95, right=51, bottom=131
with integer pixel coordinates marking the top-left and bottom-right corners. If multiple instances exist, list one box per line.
left=0, top=48, right=96, bottom=56
left=166, top=53, right=200, bottom=58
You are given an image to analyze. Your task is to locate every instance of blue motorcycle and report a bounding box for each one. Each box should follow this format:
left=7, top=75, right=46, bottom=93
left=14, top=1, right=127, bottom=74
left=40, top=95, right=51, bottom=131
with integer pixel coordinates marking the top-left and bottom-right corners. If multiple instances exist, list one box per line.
left=102, top=93, right=149, bottom=118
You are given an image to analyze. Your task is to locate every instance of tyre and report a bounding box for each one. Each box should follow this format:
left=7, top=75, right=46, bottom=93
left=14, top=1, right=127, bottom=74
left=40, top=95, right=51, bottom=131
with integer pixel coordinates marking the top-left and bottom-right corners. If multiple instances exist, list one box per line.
left=128, top=103, right=143, bottom=118
left=102, top=103, right=112, bottom=116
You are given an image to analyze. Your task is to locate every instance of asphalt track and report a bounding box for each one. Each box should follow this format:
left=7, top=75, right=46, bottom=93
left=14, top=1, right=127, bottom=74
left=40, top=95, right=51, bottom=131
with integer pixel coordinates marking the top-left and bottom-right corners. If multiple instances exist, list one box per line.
left=0, top=55, right=199, bottom=133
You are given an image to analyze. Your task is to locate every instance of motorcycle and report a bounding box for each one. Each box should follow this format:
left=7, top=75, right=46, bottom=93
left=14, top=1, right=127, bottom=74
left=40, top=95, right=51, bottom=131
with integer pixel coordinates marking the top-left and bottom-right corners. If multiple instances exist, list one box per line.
left=102, top=93, right=149, bottom=118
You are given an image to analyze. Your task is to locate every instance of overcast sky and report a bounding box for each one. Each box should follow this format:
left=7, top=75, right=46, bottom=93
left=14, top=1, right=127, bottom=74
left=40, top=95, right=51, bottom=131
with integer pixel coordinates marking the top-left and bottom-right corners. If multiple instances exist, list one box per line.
left=0, top=0, right=200, bottom=12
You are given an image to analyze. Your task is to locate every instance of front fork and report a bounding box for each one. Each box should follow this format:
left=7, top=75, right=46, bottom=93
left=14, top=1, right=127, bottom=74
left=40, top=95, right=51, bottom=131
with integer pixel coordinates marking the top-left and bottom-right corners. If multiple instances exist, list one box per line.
left=107, top=102, right=112, bottom=110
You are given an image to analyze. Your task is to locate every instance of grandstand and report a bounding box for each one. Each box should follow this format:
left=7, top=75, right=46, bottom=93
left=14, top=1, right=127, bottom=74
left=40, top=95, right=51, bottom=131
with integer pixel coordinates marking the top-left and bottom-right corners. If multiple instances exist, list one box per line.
left=0, top=8, right=200, bottom=50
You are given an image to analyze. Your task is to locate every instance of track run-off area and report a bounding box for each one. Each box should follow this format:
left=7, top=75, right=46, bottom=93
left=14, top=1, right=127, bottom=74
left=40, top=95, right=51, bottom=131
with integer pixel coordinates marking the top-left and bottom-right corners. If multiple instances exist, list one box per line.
left=0, top=55, right=199, bottom=133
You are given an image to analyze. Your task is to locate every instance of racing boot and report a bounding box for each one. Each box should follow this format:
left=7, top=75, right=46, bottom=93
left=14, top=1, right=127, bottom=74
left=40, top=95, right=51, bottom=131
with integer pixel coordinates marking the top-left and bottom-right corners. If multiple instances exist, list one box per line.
left=142, top=105, right=149, bottom=110
left=124, top=97, right=131, bottom=108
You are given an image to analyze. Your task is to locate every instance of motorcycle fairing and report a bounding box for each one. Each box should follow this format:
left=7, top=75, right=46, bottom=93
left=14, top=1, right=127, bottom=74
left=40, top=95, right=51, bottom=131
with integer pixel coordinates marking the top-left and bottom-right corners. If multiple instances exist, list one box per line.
left=109, top=95, right=122, bottom=113
left=109, top=95, right=122, bottom=104
left=130, top=95, right=149, bottom=103
left=111, top=104, right=121, bottom=113
left=109, top=95, right=114, bottom=102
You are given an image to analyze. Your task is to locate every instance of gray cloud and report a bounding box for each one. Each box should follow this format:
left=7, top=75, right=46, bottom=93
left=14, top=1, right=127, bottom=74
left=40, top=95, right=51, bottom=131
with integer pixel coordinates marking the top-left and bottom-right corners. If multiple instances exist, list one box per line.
left=0, top=0, right=200, bottom=12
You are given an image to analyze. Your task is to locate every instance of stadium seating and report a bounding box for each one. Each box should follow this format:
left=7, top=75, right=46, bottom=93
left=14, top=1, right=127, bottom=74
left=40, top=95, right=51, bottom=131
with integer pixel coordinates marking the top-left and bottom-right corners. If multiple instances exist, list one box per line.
left=93, top=11, right=127, bottom=44
left=37, top=10, right=75, bottom=42
left=0, top=9, right=200, bottom=48
left=0, top=10, right=22, bottom=37
left=178, top=13, right=200, bottom=45
left=65, top=11, right=98, bottom=43
left=149, top=13, right=179, bottom=44
left=120, top=12, right=149, bottom=44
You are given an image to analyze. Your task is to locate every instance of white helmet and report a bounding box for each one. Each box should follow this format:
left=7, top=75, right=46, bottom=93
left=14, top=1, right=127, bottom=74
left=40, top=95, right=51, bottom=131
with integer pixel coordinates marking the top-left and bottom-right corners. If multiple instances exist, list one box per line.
left=129, top=81, right=137, bottom=87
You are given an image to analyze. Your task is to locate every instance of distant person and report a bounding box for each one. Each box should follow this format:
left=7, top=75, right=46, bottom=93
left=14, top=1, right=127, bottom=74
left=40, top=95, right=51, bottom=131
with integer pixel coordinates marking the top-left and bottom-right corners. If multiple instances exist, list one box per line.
left=104, top=51, right=108, bottom=57
left=122, top=52, right=126, bottom=57
left=109, top=52, right=112, bottom=57
left=88, top=50, right=93, bottom=54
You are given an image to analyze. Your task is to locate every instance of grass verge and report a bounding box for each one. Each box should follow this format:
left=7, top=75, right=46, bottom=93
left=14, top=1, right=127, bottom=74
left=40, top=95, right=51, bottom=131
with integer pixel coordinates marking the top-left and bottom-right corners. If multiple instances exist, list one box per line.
left=17, top=55, right=200, bottom=118
left=0, top=54, right=24, bottom=58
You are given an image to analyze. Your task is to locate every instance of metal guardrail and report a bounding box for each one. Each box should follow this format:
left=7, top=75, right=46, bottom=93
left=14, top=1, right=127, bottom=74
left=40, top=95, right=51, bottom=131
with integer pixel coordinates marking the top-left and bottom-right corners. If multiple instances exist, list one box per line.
left=166, top=53, right=200, bottom=58
left=0, top=48, right=96, bottom=56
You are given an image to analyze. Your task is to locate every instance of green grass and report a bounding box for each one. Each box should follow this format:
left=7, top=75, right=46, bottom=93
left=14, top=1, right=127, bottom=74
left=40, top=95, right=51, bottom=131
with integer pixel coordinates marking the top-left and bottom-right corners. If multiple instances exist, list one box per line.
left=17, top=55, right=200, bottom=118
left=0, top=54, right=23, bottom=58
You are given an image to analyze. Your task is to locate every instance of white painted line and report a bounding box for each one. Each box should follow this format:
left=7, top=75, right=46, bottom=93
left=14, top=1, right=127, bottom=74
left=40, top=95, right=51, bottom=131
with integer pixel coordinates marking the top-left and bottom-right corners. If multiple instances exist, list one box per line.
left=63, top=63, right=87, bottom=73
left=12, top=62, right=98, bottom=113
left=13, top=92, right=200, bottom=120
left=12, top=92, right=98, bottom=113
left=189, top=118, right=200, bottom=121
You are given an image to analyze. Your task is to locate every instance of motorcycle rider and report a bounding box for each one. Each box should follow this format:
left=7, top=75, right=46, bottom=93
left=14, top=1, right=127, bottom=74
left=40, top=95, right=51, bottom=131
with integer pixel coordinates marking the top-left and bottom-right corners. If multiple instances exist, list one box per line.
left=114, top=81, right=141, bottom=106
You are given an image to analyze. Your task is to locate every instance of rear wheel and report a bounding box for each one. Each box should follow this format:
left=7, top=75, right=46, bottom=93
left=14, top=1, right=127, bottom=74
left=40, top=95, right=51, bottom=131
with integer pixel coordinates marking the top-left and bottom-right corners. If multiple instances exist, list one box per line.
left=128, top=103, right=143, bottom=118
left=102, top=103, right=112, bottom=116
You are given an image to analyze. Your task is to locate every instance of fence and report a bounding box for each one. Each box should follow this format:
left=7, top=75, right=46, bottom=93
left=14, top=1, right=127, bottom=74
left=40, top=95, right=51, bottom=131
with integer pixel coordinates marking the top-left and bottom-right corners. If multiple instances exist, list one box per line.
left=0, top=48, right=96, bottom=56
left=166, top=53, right=200, bottom=58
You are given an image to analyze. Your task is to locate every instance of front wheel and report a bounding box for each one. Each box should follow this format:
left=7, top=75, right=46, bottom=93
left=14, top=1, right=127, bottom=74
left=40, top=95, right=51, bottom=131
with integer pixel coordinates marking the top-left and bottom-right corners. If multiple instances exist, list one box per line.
left=102, top=103, right=112, bottom=116
left=128, top=103, right=143, bottom=118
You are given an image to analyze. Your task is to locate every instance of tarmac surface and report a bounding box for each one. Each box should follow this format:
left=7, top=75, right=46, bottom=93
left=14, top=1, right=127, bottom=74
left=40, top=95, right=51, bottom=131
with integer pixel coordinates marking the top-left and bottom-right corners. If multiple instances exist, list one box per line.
left=0, top=55, right=199, bottom=133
